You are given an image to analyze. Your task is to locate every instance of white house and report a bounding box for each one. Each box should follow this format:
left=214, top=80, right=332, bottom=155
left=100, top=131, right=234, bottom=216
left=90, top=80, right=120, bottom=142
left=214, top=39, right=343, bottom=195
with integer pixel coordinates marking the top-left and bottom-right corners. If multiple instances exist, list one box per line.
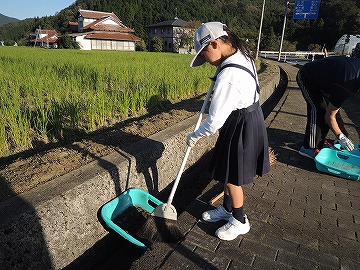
left=30, top=29, right=58, bottom=48
left=147, top=17, right=194, bottom=53
left=69, top=9, right=142, bottom=51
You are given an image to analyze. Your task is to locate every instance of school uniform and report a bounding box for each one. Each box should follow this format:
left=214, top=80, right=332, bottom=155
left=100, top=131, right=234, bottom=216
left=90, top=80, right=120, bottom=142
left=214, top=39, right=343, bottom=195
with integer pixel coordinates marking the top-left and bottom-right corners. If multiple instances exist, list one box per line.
left=296, top=56, right=360, bottom=149
left=193, top=51, right=270, bottom=185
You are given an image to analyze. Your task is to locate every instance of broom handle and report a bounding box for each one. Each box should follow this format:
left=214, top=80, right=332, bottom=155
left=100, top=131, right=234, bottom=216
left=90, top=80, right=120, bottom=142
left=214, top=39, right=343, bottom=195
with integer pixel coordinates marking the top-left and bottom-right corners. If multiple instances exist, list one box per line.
left=166, top=81, right=215, bottom=205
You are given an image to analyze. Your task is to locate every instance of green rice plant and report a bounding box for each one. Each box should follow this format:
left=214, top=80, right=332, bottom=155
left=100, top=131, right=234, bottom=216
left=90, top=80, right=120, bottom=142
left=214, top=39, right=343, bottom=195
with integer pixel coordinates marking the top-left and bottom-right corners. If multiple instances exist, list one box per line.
left=0, top=47, right=214, bottom=157
left=29, top=106, right=51, bottom=142
left=49, top=100, right=64, bottom=140
left=0, top=119, right=8, bottom=156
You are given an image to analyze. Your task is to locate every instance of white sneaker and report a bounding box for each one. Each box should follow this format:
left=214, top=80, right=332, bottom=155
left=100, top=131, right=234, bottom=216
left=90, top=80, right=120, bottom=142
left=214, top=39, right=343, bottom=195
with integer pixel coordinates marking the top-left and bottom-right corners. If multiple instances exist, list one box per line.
left=215, top=216, right=250, bottom=240
left=202, top=205, right=232, bottom=222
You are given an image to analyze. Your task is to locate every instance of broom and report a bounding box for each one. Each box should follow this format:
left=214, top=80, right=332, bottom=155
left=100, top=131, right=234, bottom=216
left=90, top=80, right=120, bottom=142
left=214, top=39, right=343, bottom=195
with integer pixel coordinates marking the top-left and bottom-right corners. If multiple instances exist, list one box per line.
left=136, top=81, right=216, bottom=245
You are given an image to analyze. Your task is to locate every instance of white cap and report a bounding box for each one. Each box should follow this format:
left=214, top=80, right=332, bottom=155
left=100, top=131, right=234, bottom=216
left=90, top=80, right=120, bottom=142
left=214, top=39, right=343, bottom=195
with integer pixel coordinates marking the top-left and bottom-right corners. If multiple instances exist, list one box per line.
left=190, top=22, right=228, bottom=67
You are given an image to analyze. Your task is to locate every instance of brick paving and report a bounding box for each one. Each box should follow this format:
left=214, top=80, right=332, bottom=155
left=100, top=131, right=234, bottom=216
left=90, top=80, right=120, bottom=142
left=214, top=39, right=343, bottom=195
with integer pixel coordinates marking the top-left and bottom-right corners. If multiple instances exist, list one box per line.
left=130, top=61, right=360, bottom=270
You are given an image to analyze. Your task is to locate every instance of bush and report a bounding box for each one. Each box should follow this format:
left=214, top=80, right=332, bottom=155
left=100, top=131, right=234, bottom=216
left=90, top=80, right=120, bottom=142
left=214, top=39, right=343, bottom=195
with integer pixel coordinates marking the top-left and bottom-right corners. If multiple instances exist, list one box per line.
left=57, top=35, right=80, bottom=49
left=136, top=40, right=147, bottom=51
left=151, top=36, right=163, bottom=52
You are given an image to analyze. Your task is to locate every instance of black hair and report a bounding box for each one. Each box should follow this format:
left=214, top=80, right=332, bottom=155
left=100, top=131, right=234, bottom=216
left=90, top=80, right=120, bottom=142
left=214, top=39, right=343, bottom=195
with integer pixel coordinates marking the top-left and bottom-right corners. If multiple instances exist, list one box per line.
left=209, top=24, right=254, bottom=81
left=219, top=25, right=253, bottom=61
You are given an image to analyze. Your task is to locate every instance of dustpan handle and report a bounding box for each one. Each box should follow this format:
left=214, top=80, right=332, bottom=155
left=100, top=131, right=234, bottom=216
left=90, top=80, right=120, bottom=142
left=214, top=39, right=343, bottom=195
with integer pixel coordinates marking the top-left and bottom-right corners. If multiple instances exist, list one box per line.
left=166, top=81, right=216, bottom=205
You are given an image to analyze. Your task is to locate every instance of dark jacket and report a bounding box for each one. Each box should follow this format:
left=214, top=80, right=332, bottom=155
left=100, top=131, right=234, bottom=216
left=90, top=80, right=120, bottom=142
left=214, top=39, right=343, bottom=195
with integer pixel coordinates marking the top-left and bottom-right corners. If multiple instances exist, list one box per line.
left=300, top=56, right=360, bottom=108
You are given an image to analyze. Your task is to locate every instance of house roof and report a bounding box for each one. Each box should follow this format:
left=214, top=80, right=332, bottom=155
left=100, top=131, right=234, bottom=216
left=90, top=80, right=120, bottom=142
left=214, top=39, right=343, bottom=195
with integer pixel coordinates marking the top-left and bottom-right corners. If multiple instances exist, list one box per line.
left=30, top=29, right=58, bottom=43
left=81, top=16, right=132, bottom=32
left=85, top=32, right=142, bottom=42
left=30, top=37, right=58, bottom=43
left=147, top=17, right=188, bottom=28
left=78, top=9, right=116, bottom=20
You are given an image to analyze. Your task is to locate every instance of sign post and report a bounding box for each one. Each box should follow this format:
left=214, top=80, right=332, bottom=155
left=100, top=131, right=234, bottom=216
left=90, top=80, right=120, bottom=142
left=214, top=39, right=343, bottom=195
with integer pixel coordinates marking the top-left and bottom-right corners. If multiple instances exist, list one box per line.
left=293, top=0, right=321, bottom=20
left=278, top=2, right=290, bottom=61
left=256, top=0, right=266, bottom=60
left=278, top=0, right=321, bottom=61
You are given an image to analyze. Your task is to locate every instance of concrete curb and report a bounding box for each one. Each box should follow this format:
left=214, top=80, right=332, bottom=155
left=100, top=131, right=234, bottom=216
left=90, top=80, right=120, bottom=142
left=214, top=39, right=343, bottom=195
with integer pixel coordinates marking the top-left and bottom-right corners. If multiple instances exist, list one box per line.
left=0, top=63, right=280, bottom=269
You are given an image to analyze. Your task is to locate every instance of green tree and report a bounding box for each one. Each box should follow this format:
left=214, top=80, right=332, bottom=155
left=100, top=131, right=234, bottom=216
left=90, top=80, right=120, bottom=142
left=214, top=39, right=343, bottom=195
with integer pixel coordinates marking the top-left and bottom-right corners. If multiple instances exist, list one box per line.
left=4, top=39, right=15, bottom=46
left=308, top=43, right=322, bottom=51
left=151, top=36, right=163, bottom=52
left=136, top=40, right=147, bottom=51
left=262, top=27, right=278, bottom=51
left=57, top=35, right=80, bottom=49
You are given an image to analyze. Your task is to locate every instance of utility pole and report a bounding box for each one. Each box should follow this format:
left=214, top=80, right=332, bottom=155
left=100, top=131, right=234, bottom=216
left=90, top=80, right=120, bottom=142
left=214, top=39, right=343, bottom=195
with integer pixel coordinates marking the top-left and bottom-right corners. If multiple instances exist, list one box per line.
left=278, top=1, right=290, bottom=61
left=256, top=0, right=266, bottom=60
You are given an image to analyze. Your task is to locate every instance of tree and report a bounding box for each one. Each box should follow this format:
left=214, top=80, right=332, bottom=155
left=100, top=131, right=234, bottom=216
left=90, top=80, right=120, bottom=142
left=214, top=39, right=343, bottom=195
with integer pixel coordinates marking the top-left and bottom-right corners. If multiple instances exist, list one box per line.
left=151, top=36, right=163, bottom=52
left=174, top=28, right=195, bottom=53
left=57, top=35, right=80, bottom=49
left=136, top=40, right=147, bottom=51
left=308, top=43, right=322, bottom=51
left=262, top=27, right=278, bottom=51
left=4, top=39, right=14, bottom=46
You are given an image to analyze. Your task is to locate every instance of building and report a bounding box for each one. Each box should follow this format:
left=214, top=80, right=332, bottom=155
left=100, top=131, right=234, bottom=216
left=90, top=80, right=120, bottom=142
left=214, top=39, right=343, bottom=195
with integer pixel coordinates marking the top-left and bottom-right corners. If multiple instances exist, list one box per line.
left=334, top=34, right=360, bottom=55
left=147, top=17, right=194, bottom=53
left=68, top=9, right=142, bottom=51
left=30, top=29, right=58, bottom=48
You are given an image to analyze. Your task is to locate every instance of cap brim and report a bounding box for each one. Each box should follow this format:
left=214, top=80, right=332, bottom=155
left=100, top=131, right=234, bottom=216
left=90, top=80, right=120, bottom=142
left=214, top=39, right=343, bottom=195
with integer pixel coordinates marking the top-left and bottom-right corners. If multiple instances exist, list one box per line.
left=190, top=44, right=207, bottom=67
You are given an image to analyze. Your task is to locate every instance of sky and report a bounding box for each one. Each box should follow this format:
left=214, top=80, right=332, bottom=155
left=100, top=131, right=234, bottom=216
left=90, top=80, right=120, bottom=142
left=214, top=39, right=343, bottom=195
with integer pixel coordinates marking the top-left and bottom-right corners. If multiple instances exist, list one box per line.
left=1, top=0, right=76, bottom=20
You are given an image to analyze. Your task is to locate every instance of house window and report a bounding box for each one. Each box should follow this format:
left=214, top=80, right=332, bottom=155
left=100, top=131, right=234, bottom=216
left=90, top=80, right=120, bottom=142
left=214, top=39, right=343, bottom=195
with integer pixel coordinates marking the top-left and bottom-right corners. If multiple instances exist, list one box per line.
left=92, top=39, right=101, bottom=50
left=164, top=41, right=168, bottom=47
left=161, top=28, right=165, bottom=34
left=102, top=40, right=111, bottom=50
left=168, top=27, right=171, bottom=34
left=124, top=41, right=130, bottom=50
left=112, top=41, right=117, bottom=50
left=153, top=28, right=157, bottom=34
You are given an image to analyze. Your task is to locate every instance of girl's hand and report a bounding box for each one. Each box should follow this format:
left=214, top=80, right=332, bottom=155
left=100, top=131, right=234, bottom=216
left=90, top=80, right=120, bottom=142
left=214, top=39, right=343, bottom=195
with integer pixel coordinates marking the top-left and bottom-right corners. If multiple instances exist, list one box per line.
left=186, top=132, right=201, bottom=148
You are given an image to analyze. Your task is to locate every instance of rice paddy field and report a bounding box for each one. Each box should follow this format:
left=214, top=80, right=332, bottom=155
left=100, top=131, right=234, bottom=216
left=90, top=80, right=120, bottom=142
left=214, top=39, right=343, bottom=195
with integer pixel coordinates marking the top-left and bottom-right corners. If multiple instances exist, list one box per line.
left=0, top=47, right=214, bottom=158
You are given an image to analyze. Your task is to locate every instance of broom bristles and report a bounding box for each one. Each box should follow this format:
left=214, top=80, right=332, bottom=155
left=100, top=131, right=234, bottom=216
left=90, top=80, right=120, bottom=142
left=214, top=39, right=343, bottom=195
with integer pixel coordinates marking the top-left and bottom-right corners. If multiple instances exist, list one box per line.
left=269, top=146, right=277, bottom=165
left=136, top=216, right=184, bottom=246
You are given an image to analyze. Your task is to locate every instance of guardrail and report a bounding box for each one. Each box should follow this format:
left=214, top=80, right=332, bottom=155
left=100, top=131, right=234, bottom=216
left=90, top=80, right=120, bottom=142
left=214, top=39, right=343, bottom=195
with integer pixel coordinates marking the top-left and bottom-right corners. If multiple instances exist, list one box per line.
left=260, top=50, right=325, bottom=61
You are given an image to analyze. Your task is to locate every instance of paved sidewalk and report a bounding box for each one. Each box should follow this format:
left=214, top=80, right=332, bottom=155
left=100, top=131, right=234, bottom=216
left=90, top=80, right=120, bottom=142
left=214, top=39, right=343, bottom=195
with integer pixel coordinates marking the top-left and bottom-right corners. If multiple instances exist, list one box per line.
left=130, top=62, right=360, bottom=270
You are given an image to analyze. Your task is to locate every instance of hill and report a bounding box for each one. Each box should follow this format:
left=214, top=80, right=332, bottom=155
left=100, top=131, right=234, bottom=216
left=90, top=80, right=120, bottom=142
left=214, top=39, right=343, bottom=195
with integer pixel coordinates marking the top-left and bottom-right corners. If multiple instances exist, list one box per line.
left=0, top=13, right=19, bottom=26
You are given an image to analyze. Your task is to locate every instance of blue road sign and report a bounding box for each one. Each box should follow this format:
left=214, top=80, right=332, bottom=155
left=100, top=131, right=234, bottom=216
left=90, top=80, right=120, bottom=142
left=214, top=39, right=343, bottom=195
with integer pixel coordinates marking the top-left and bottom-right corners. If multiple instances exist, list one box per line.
left=293, top=0, right=321, bottom=19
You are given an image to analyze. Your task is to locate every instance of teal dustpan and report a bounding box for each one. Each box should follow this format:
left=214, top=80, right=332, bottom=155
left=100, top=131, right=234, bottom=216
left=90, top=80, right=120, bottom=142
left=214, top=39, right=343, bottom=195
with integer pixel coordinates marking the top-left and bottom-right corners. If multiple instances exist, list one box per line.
left=100, top=80, right=216, bottom=248
left=315, top=144, right=360, bottom=180
left=100, top=188, right=163, bottom=249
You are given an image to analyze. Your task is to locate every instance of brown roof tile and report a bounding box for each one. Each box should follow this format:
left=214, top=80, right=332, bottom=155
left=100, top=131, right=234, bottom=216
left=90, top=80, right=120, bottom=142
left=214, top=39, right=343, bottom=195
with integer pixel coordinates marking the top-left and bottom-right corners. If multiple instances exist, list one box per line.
left=30, top=36, right=58, bottom=43
left=81, top=16, right=129, bottom=31
left=78, top=9, right=117, bottom=20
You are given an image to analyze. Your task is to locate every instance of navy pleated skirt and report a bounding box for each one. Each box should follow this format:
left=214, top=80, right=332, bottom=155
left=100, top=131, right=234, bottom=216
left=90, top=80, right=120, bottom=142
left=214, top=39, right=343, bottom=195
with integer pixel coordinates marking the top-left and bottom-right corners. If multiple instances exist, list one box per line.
left=211, top=102, right=270, bottom=186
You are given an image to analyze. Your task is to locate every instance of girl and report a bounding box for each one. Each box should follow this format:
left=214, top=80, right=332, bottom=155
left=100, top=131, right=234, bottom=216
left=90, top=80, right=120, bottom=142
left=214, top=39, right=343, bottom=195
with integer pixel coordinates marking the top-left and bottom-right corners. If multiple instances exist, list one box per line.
left=187, top=22, right=270, bottom=240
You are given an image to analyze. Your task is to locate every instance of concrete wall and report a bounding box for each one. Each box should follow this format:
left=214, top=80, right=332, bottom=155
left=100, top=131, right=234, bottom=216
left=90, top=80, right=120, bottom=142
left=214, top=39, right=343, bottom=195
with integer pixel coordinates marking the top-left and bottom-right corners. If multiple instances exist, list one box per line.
left=0, top=63, right=280, bottom=269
